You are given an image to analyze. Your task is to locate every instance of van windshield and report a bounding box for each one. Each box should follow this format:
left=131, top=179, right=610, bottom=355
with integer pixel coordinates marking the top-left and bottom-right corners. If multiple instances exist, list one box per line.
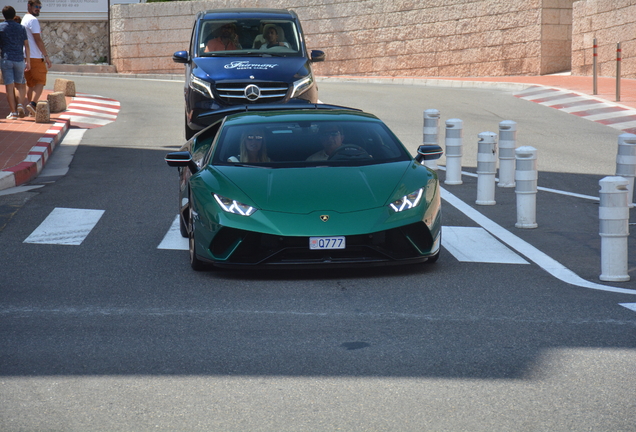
left=197, top=19, right=302, bottom=57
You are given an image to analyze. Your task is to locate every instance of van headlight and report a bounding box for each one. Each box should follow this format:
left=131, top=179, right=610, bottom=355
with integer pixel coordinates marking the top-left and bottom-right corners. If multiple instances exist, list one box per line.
left=190, top=75, right=214, bottom=99
left=291, top=74, right=313, bottom=98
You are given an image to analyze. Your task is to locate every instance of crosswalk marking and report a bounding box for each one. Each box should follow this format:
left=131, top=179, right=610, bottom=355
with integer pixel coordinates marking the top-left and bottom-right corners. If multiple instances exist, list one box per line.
left=619, top=303, right=636, bottom=313
left=442, top=226, right=529, bottom=264
left=158, top=215, right=189, bottom=250
left=24, top=208, right=104, bottom=245
left=22, top=208, right=531, bottom=264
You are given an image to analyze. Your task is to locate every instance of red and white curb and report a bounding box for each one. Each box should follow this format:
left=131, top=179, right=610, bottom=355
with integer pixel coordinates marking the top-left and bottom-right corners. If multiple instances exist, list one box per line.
left=59, top=93, right=120, bottom=129
left=514, top=86, right=636, bottom=134
left=0, top=119, right=70, bottom=191
left=0, top=93, right=120, bottom=191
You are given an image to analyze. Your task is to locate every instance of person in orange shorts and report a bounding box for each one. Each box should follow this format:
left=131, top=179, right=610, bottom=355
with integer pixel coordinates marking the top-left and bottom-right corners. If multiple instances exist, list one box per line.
left=22, top=0, right=51, bottom=116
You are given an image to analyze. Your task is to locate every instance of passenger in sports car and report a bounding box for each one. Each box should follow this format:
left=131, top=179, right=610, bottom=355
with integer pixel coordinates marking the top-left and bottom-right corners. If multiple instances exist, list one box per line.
left=306, top=125, right=344, bottom=161
left=228, top=128, right=270, bottom=163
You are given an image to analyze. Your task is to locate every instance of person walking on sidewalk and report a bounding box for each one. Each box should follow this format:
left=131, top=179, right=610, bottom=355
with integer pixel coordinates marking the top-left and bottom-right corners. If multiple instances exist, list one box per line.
left=22, top=0, right=50, bottom=116
left=0, top=5, right=30, bottom=119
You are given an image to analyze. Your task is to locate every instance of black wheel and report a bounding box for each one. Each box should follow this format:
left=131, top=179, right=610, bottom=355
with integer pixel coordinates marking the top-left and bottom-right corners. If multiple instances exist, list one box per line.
left=187, top=196, right=208, bottom=271
left=189, top=229, right=208, bottom=271
left=179, top=211, right=188, bottom=238
left=185, top=114, right=195, bottom=140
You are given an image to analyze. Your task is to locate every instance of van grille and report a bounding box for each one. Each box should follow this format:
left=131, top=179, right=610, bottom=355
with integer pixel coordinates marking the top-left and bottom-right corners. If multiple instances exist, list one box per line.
left=215, top=82, right=289, bottom=104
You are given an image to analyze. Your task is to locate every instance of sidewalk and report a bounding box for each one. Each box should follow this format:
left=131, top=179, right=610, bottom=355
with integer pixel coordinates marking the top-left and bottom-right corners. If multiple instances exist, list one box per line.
left=0, top=88, right=70, bottom=190
left=0, top=74, right=635, bottom=193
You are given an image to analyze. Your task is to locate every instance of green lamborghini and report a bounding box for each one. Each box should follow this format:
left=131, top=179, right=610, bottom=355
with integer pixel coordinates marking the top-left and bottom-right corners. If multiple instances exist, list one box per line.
left=165, top=105, right=443, bottom=270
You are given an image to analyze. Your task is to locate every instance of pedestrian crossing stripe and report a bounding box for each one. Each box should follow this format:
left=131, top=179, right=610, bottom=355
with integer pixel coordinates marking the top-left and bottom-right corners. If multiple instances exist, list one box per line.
left=22, top=209, right=530, bottom=264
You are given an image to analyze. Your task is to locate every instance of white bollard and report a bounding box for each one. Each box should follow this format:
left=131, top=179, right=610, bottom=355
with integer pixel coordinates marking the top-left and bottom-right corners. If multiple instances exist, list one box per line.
left=615, top=133, right=636, bottom=206
left=476, top=132, right=498, bottom=205
left=515, top=146, right=538, bottom=229
left=423, top=109, right=440, bottom=170
left=498, top=120, right=517, bottom=188
left=599, top=176, right=630, bottom=282
left=444, top=119, right=463, bottom=185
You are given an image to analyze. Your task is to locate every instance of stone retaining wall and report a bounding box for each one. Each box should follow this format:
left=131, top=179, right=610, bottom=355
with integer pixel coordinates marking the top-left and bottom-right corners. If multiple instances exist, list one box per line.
left=572, top=0, right=636, bottom=79
left=41, top=21, right=108, bottom=65
left=38, top=0, right=635, bottom=79
left=109, top=0, right=574, bottom=77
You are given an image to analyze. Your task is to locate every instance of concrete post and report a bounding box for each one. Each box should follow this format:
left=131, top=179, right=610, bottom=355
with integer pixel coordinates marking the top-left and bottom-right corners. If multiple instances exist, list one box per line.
left=498, top=120, right=517, bottom=188
left=423, top=109, right=440, bottom=170
left=444, top=119, right=463, bottom=185
left=615, top=133, right=636, bottom=206
left=476, top=132, right=497, bottom=205
left=515, top=146, right=538, bottom=229
left=599, top=176, right=630, bottom=282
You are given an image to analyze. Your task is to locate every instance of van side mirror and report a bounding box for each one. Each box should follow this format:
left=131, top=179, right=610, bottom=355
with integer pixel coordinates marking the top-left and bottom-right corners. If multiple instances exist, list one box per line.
left=415, top=145, right=443, bottom=163
left=310, top=50, right=325, bottom=62
left=172, top=51, right=189, bottom=64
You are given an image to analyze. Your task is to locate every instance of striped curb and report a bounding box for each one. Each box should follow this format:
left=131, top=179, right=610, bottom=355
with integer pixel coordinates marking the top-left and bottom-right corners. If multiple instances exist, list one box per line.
left=59, top=93, right=120, bottom=129
left=514, top=86, right=636, bottom=134
left=0, top=119, right=70, bottom=190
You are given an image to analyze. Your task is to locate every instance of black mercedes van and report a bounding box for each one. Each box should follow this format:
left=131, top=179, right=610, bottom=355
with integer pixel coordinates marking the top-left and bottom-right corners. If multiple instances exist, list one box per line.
left=173, top=8, right=326, bottom=139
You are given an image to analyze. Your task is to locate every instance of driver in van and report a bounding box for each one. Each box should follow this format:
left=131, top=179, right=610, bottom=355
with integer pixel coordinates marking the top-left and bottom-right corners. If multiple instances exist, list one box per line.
left=306, top=125, right=344, bottom=161
left=259, top=24, right=290, bottom=49
left=205, top=23, right=241, bottom=52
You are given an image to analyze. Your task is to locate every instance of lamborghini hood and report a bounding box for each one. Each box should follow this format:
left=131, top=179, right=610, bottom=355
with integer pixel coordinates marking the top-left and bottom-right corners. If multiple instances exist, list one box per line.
left=214, top=162, right=417, bottom=214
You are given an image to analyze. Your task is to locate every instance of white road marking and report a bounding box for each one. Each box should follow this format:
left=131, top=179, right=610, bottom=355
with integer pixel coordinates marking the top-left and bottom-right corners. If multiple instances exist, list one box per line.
left=157, top=215, right=188, bottom=250
left=441, top=187, right=636, bottom=295
left=24, top=208, right=104, bottom=245
left=442, top=226, right=528, bottom=264
left=619, top=303, right=636, bottom=313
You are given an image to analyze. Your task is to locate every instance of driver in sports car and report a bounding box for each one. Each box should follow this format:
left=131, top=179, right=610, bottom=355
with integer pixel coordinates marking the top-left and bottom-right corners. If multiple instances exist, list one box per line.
left=306, top=125, right=345, bottom=161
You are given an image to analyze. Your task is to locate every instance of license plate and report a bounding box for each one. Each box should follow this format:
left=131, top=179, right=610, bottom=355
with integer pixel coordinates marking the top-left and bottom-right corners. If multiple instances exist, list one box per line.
left=309, top=236, right=345, bottom=250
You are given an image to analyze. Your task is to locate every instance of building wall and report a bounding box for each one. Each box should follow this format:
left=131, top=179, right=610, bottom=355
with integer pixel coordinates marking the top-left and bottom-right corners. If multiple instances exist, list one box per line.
left=109, top=0, right=573, bottom=77
left=572, top=0, right=636, bottom=79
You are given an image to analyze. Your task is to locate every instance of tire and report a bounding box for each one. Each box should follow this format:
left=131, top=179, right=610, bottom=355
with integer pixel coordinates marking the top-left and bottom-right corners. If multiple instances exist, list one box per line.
left=185, top=115, right=195, bottom=140
left=187, top=196, right=208, bottom=271
left=189, top=228, right=208, bottom=271
left=179, top=212, right=188, bottom=238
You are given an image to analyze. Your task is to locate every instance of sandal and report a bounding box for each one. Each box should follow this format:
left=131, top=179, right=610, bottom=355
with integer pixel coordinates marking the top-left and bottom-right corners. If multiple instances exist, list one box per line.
left=6, top=112, right=18, bottom=119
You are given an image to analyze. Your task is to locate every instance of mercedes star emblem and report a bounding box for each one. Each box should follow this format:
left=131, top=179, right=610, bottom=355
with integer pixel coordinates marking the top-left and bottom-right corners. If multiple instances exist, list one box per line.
left=244, top=84, right=261, bottom=101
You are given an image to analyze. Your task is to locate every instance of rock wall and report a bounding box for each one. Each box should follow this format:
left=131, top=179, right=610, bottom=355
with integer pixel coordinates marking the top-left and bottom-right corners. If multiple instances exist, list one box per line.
left=109, top=0, right=574, bottom=77
left=572, top=0, right=636, bottom=79
left=41, top=21, right=108, bottom=65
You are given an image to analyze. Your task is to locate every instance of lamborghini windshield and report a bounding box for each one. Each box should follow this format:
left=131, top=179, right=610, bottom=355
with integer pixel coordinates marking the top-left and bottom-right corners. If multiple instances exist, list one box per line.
left=197, top=19, right=302, bottom=56
left=211, top=120, right=412, bottom=167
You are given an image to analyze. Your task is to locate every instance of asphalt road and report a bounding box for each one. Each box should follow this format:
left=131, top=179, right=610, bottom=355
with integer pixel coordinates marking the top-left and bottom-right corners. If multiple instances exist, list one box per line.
left=0, top=74, right=635, bottom=431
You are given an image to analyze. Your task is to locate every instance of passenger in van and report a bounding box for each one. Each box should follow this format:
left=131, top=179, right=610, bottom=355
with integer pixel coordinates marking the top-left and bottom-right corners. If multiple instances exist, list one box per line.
left=205, top=23, right=242, bottom=52
left=257, top=24, right=290, bottom=50
left=228, top=128, right=271, bottom=163
left=306, top=125, right=344, bottom=161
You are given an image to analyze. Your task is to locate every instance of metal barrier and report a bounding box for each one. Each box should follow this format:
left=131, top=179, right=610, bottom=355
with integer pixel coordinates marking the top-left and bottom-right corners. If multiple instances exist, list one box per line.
left=444, top=119, right=463, bottom=185
left=423, top=109, right=440, bottom=170
left=498, top=120, right=517, bottom=188
left=515, top=146, right=538, bottom=229
left=599, top=176, right=630, bottom=282
left=476, top=131, right=497, bottom=205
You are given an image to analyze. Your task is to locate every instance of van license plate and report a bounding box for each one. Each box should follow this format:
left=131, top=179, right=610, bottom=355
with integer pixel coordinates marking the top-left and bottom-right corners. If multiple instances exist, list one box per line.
left=309, top=236, right=345, bottom=250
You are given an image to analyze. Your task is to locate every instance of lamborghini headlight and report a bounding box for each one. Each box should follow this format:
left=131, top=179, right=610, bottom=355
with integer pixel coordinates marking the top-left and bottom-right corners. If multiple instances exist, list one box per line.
left=214, top=194, right=257, bottom=216
left=190, top=75, right=214, bottom=99
left=389, top=188, right=424, bottom=212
